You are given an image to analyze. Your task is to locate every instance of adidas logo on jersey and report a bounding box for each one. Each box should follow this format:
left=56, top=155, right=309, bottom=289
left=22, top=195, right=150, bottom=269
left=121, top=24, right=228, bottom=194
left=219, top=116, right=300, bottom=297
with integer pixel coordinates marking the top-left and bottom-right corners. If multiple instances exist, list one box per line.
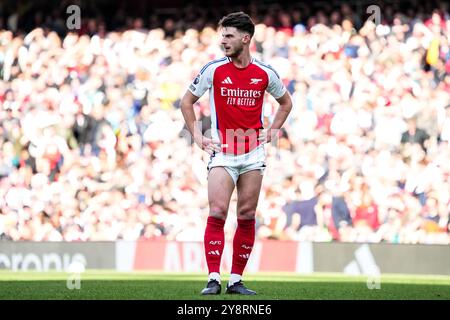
left=239, top=253, right=250, bottom=259
left=208, top=250, right=220, bottom=255
left=222, top=77, right=233, bottom=84
left=241, top=244, right=252, bottom=250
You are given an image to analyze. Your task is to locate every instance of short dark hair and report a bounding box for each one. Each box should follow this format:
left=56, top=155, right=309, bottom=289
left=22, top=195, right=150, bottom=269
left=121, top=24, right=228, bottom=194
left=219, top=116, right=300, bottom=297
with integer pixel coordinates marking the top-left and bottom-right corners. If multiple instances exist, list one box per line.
left=218, top=12, right=255, bottom=38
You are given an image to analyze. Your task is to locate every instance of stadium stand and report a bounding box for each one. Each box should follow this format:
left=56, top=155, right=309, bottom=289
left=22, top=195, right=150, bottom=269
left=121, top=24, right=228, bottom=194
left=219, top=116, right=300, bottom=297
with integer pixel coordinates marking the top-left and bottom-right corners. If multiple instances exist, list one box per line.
left=0, top=0, right=449, bottom=244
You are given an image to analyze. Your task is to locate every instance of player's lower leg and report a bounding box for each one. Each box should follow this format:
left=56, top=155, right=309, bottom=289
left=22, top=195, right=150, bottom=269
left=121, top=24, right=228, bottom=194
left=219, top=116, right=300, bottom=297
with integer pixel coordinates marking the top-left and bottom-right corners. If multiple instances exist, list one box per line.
left=201, top=216, right=225, bottom=295
left=226, top=218, right=256, bottom=295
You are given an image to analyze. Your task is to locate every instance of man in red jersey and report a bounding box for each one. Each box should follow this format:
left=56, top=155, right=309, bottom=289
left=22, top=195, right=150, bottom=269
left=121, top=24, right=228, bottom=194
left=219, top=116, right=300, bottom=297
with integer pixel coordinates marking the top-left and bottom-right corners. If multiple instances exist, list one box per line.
left=181, top=12, right=292, bottom=295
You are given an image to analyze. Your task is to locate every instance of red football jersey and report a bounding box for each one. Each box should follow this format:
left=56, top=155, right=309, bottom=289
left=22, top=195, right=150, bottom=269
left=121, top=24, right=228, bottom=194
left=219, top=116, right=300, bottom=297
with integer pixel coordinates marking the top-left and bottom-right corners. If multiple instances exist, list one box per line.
left=189, top=57, right=286, bottom=155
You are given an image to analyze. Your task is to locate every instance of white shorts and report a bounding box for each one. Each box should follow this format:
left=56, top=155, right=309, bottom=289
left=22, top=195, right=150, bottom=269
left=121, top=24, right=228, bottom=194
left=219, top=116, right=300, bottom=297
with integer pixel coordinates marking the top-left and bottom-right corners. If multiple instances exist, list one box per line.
left=207, top=145, right=266, bottom=185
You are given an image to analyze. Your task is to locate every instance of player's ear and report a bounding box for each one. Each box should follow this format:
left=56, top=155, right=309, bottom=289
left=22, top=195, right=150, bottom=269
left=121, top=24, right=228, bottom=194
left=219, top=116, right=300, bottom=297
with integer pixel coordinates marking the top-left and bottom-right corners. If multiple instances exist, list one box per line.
left=242, top=33, right=251, bottom=44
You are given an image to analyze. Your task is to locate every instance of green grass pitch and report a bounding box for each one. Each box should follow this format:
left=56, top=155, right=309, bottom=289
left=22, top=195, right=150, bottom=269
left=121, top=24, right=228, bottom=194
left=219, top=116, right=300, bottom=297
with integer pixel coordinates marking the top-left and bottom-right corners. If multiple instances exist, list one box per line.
left=0, top=271, right=449, bottom=300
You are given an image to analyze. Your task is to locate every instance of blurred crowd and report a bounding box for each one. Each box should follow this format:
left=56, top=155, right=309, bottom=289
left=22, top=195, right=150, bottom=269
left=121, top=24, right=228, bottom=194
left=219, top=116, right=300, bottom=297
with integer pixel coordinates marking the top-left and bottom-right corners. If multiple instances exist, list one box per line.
left=0, top=1, right=449, bottom=244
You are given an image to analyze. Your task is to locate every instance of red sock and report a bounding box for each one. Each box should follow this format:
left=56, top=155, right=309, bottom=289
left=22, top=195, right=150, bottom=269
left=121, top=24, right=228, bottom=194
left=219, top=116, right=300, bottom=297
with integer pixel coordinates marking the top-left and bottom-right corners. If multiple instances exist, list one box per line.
left=231, top=219, right=255, bottom=275
left=204, top=216, right=225, bottom=274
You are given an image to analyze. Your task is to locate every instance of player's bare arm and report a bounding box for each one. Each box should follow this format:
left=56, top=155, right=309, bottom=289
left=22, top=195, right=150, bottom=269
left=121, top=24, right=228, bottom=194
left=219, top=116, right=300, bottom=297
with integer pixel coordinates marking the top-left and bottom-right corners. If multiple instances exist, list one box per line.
left=180, top=90, right=222, bottom=155
left=258, top=91, right=293, bottom=144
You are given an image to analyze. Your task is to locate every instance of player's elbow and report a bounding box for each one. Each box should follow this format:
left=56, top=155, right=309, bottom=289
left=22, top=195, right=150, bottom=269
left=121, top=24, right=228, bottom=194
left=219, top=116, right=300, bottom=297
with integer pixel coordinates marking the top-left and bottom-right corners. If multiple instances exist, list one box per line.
left=180, top=91, right=198, bottom=112
left=277, top=92, right=293, bottom=114
left=180, top=100, right=192, bottom=120
left=180, top=94, right=191, bottom=111
left=281, top=96, right=293, bottom=114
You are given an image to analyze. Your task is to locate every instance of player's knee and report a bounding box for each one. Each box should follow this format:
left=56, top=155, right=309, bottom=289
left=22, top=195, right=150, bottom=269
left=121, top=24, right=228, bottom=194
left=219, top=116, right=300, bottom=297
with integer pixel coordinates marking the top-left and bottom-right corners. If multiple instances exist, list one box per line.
left=209, top=206, right=228, bottom=219
left=237, top=207, right=256, bottom=220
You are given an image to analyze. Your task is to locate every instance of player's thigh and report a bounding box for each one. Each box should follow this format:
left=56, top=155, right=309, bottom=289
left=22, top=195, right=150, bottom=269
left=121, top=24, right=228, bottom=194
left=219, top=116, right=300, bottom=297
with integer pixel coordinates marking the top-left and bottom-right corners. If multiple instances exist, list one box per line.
left=208, top=167, right=235, bottom=218
left=236, top=169, right=263, bottom=219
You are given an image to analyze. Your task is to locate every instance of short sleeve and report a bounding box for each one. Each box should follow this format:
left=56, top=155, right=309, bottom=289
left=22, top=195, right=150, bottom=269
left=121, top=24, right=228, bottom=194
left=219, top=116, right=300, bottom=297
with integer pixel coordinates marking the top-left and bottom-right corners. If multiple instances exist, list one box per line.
left=266, top=69, right=286, bottom=99
left=188, top=65, right=213, bottom=98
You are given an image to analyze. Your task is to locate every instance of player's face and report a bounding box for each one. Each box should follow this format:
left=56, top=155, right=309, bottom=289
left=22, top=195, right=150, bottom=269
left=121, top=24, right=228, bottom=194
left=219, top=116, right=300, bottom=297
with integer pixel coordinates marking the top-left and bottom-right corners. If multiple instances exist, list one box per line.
left=221, top=27, right=248, bottom=57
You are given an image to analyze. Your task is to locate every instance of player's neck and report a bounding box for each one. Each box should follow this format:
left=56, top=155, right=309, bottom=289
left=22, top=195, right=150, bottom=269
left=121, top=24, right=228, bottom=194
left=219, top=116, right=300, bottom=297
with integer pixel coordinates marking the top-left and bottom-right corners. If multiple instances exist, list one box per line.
left=230, top=50, right=252, bottom=69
